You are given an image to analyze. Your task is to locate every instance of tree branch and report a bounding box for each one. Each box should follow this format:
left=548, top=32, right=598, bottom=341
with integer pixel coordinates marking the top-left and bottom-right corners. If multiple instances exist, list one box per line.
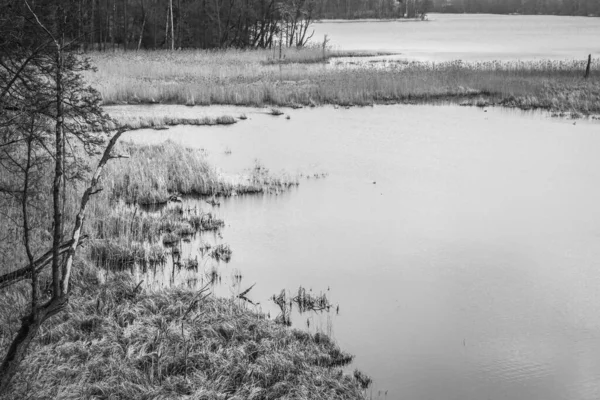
left=0, top=236, right=88, bottom=291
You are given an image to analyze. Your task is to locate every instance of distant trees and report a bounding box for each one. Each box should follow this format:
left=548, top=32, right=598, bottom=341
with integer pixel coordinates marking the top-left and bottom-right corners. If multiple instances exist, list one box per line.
left=4, top=0, right=593, bottom=54
left=313, top=0, right=434, bottom=19
left=21, top=0, right=317, bottom=51
left=430, top=0, right=600, bottom=16
left=1, top=0, right=595, bottom=54
left=313, top=0, right=599, bottom=19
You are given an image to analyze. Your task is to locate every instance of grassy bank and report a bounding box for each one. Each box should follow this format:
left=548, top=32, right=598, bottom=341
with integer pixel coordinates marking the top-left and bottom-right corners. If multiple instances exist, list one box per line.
left=0, top=141, right=364, bottom=397
left=0, top=265, right=366, bottom=399
left=88, top=49, right=600, bottom=115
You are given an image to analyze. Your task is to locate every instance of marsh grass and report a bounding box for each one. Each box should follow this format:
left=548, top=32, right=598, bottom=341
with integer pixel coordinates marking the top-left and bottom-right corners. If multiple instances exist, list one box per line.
left=0, top=264, right=367, bottom=399
left=0, top=134, right=362, bottom=397
left=89, top=50, right=600, bottom=114
left=104, top=140, right=298, bottom=205
left=86, top=200, right=224, bottom=244
left=112, top=115, right=238, bottom=130
left=263, top=46, right=398, bottom=65
left=209, top=243, right=232, bottom=263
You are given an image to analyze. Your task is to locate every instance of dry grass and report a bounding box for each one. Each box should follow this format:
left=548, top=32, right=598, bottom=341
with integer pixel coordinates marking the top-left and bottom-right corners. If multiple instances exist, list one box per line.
left=102, top=140, right=298, bottom=205
left=0, top=138, right=366, bottom=398
left=112, top=114, right=238, bottom=130
left=0, top=264, right=367, bottom=399
left=88, top=50, right=600, bottom=114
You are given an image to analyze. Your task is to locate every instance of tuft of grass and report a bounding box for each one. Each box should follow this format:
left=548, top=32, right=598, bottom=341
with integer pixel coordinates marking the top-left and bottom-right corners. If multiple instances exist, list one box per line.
left=209, top=243, right=232, bottom=263
left=88, top=50, right=600, bottom=115
left=162, top=232, right=180, bottom=247
left=90, top=240, right=147, bottom=270
left=0, top=264, right=367, bottom=399
left=353, top=369, right=373, bottom=390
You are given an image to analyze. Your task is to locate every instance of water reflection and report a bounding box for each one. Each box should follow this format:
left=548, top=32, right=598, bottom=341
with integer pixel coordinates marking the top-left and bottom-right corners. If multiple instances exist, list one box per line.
left=122, top=104, right=600, bottom=399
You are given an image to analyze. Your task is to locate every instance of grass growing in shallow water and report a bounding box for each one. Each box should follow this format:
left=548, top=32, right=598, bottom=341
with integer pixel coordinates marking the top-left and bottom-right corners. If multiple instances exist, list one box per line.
left=105, top=140, right=299, bottom=205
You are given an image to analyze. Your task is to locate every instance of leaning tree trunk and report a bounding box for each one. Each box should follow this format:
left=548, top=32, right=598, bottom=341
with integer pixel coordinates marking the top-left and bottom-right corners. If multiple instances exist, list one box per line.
left=0, top=298, right=66, bottom=393
left=0, top=127, right=128, bottom=394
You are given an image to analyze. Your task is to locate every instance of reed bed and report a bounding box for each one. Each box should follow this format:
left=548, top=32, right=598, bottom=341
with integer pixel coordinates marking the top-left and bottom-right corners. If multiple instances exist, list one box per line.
left=0, top=264, right=367, bottom=399
left=113, top=114, right=238, bottom=129
left=89, top=240, right=167, bottom=271
left=104, top=140, right=298, bottom=205
left=88, top=50, right=600, bottom=114
left=86, top=201, right=224, bottom=243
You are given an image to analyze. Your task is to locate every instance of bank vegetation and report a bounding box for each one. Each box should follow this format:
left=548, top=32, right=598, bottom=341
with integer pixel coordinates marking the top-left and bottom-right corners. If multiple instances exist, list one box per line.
left=90, top=49, right=600, bottom=116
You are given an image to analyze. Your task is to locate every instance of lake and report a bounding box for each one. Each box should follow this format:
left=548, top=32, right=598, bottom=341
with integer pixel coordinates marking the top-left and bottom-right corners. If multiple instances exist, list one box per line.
left=119, top=104, right=600, bottom=400
left=313, top=14, right=600, bottom=61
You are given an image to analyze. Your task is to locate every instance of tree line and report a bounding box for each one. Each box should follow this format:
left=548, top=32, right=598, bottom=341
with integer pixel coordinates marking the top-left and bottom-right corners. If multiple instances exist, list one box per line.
left=16, top=0, right=596, bottom=54
left=5, top=0, right=435, bottom=52
left=430, top=0, right=600, bottom=16
left=17, top=0, right=317, bottom=51
left=314, top=0, right=432, bottom=19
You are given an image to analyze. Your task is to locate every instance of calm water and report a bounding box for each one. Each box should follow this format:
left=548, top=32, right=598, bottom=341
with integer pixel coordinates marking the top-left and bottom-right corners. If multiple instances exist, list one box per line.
left=122, top=105, right=600, bottom=400
left=313, top=14, right=600, bottom=61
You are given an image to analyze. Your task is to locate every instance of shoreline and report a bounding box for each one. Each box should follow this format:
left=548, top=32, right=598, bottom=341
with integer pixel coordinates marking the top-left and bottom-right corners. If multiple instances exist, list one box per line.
left=106, top=99, right=600, bottom=123
left=1, top=139, right=367, bottom=399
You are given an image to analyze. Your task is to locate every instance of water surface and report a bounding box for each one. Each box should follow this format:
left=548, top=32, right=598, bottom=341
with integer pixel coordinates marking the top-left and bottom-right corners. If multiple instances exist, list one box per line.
left=313, top=14, right=600, bottom=61
left=123, top=105, right=600, bottom=400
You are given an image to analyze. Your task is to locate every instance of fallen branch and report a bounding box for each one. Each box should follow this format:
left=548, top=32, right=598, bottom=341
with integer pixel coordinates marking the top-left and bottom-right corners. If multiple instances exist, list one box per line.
left=0, top=236, right=88, bottom=291
left=238, top=283, right=257, bottom=305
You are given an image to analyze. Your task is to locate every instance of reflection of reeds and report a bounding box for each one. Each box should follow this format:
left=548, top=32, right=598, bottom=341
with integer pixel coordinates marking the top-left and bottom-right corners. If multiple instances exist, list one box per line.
left=90, top=50, right=600, bottom=114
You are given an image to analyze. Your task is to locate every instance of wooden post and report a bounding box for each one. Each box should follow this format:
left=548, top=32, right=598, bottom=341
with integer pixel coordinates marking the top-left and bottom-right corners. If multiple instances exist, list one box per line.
left=585, top=54, right=591, bottom=79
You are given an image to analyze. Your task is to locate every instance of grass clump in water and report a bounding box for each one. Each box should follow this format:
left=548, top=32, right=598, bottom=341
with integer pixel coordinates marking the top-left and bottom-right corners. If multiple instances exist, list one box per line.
left=209, top=243, right=232, bottom=263
left=106, top=141, right=298, bottom=205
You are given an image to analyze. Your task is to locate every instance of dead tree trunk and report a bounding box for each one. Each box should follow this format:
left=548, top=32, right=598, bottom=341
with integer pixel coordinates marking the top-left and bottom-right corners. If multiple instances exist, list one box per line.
left=170, top=0, right=175, bottom=50
left=137, top=0, right=146, bottom=51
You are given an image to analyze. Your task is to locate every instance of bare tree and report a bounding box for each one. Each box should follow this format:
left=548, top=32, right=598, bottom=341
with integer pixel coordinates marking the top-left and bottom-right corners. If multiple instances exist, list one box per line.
left=0, top=3, right=133, bottom=392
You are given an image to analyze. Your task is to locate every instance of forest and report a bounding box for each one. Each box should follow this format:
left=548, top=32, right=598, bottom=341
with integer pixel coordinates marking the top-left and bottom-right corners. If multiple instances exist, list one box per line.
left=7, top=0, right=595, bottom=52
left=430, top=0, right=600, bottom=15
